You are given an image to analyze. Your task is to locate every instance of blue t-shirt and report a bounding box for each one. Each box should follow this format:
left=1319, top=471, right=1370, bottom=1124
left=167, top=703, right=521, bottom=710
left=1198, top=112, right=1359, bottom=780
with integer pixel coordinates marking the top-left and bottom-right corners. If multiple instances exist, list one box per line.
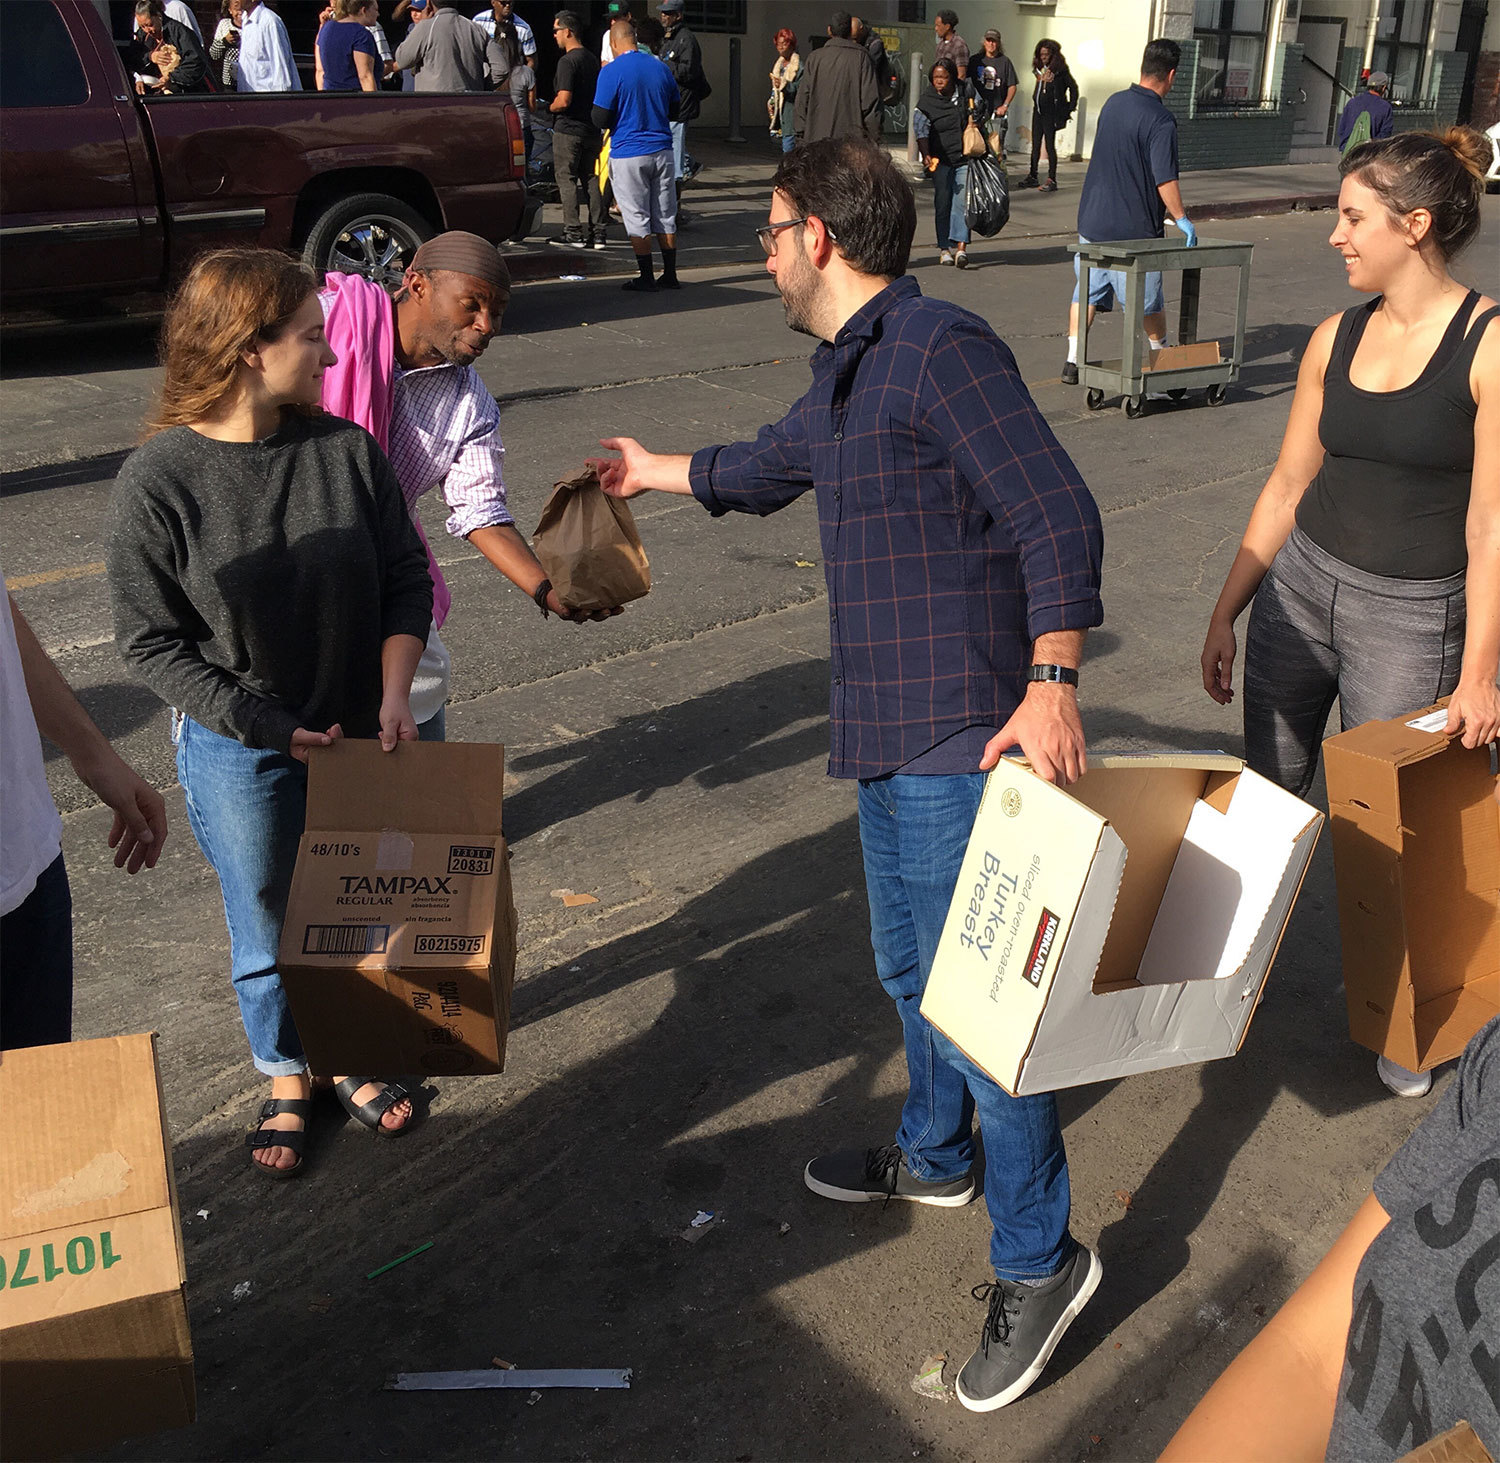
left=317, top=19, right=377, bottom=91
left=1076, top=84, right=1178, bottom=242
left=593, top=49, right=676, bottom=159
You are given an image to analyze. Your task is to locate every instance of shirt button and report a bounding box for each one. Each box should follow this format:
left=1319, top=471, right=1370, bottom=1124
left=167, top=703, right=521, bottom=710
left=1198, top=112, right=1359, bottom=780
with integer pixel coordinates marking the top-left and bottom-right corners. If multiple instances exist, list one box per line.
left=834, top=489, right=842, bottom=501
left=834, top=676, right=843, bottom=686
left=833, top=430, right=843, bottom=441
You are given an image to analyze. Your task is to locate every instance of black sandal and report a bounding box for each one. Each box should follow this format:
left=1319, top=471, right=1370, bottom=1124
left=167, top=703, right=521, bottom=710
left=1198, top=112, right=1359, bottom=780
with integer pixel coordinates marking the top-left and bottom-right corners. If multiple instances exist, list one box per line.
left=333, top=1077, right=417, bottom=1138
left=245, top=1097, right=311, bottom=1180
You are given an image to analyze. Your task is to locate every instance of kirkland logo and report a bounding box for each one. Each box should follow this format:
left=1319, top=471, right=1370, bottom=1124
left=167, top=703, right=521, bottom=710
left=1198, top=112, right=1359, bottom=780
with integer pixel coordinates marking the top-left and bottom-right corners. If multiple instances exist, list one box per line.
left=1022, top=910, right=1060, bottom=988
left=413, top=934, right=486, bottom=956
left=447, top=844, right=495, bottom=876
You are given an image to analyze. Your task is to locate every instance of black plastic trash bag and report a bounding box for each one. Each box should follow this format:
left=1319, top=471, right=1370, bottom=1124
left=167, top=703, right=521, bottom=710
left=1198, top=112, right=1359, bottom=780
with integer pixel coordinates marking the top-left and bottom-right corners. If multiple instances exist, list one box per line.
left=964, top=155, right=1010, bottom=238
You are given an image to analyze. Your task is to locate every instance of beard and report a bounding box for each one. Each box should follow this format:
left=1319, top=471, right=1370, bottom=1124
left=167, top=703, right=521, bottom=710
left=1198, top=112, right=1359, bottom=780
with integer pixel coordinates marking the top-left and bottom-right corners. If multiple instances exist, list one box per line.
left=776, top=250, right=822, bottom=338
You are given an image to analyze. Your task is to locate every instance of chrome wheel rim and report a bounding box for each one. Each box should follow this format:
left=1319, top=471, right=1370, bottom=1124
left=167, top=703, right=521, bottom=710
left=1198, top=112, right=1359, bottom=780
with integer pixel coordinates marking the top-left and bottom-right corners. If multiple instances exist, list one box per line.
left=327, top=215, right=421, bottom=289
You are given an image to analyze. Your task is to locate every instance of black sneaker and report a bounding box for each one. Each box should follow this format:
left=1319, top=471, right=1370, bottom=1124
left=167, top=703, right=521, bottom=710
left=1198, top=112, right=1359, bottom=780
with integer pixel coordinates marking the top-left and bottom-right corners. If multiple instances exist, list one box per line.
left=1060, top=361, right=1079, bottom=385
left=1017, top=175, right=1039, bottom=189
left=548, top=233, right=587, bottom=250
left=620, top=276, right=658, bottom=293
left=956, top=1247, right=1103, bottom=1412
left=591, top=230, right=608, bottom=250
left=803, top=1143, right=973, bottom=1207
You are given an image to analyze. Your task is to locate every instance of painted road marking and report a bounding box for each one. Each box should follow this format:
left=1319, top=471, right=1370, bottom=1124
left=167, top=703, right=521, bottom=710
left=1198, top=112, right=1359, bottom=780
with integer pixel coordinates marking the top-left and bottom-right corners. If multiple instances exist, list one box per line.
left=6, top=561, right=107, bottom=591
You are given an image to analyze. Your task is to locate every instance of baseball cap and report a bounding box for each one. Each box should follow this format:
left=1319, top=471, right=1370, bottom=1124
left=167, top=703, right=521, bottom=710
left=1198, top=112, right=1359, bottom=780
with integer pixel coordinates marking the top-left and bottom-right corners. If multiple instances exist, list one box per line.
left=606, top=0, right=629, bottom=11
left=1367, top=70, right=1390, bottom=87
left=983, top=28, right=1002, bottom=42
left=659, top=0, right=682, bottom=12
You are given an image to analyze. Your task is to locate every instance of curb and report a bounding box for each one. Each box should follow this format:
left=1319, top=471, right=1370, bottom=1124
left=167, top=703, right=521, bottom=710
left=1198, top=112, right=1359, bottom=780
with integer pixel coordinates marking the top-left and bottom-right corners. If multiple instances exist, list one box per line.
left=1193, top=192, right=1339, bottom=221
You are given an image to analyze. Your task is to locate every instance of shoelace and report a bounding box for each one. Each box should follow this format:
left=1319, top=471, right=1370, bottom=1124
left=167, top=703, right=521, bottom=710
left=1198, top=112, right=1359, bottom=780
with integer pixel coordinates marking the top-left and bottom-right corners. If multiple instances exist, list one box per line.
left=863, top=1144, right=905, bottom=1208
left=971, top=1280, right=1025, bottom=1356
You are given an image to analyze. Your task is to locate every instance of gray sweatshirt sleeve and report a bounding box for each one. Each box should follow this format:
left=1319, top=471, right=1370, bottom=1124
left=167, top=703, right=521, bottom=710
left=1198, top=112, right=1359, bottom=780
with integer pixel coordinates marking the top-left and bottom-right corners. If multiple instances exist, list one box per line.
left=370, top=443, right=436, bottom=645
left=108, top=483, right=302, bottom=754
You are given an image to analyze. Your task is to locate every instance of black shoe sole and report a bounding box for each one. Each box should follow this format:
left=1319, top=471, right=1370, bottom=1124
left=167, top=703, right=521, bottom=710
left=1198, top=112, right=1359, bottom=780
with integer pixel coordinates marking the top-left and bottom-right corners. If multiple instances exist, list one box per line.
left=803, top=1160, right=974, bottom=1207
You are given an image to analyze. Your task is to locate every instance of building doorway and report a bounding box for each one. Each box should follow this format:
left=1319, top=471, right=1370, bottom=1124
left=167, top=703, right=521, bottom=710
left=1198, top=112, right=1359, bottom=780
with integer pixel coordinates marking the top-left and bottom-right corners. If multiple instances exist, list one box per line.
left=1294, top=14, right=1346, bottom=147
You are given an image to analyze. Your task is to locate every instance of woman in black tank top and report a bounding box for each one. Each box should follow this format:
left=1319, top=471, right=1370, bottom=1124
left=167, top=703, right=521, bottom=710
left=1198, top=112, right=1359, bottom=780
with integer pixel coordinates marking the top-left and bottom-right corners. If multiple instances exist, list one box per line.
left=1199, top=127, right=1499, bottom=1099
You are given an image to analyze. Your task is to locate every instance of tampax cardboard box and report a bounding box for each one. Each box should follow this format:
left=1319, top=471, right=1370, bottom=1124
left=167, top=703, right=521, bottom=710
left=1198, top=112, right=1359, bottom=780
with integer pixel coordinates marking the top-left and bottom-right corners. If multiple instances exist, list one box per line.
left=278, top=739, right=516, bottom=1077
left=0, top=1034, right=193, bottom=1460
left=1323, top=700, right=1500, bottom=1073
left=921, top=754, right=1322, bottom=1096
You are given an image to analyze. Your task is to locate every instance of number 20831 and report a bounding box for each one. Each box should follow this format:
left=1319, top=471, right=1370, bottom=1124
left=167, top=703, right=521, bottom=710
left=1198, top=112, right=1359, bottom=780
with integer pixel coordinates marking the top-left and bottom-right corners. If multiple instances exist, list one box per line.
left=2, top=1232, right=121, bottom=1288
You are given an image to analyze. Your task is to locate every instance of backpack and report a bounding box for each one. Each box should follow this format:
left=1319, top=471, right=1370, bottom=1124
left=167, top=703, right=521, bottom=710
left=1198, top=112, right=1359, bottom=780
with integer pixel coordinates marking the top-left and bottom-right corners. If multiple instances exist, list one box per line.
left=1342, top=106, right=1373, bottom=155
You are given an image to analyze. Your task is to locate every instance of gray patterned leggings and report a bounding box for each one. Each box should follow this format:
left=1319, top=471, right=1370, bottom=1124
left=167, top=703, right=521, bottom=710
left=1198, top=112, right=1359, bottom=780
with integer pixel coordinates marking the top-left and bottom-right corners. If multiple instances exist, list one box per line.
left=1243, top=526, right=1466, bottom=800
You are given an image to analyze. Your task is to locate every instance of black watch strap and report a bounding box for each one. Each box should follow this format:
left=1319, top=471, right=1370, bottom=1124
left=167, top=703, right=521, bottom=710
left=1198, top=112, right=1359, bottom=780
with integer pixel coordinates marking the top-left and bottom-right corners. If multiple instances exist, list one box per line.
left=533, top=578, right=553, bottom=616
left=1028, top=663, right=1079, bottom=687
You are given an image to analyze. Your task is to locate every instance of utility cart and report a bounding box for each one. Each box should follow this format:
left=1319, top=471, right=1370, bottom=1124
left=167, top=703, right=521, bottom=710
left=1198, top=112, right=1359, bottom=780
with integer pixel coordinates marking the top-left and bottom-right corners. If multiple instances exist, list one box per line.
left=1074, top=235, right=1254, bottom=418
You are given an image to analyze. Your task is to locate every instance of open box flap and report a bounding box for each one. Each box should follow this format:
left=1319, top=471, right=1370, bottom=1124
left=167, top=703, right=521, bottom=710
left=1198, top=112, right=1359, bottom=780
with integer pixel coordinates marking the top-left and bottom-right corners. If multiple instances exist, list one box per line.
left=1137, top=769, right=1323, bottom=986
left=1324, top=699, right=1457, bottom=773
left=304, top=741, right=504, bottom=837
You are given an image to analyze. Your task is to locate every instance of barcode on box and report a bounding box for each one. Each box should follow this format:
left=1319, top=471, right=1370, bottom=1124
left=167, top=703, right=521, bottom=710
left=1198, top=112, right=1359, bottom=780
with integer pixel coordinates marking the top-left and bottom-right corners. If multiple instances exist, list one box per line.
left=414, top=935, right=486, bottom=956
left=302, top=924, right=389, bottom=956
left=448, top=844, right=495, bottom=876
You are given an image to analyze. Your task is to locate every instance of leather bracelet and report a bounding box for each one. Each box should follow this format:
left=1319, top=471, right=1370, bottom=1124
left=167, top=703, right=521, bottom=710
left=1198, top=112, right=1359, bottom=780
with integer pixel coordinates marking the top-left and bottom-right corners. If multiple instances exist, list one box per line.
left=533, top=578, right=553, bottom=617
left=1028, top=663, right=1079, bottom=687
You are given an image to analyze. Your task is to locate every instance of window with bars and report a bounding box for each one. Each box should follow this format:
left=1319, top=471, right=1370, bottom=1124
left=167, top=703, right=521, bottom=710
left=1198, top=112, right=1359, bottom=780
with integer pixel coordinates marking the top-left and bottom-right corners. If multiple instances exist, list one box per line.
left=681, top=1, right=747, bottom=32
left=1193, top=0, right=1272, bottom=105
left=1371, top=0, right=1432, bottom=101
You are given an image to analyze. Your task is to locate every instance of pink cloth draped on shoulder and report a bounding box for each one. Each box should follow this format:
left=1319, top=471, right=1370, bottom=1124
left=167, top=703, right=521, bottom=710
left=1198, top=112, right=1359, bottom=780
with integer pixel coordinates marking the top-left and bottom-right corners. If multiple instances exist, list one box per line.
left=319, top=271, right=452, bottom=629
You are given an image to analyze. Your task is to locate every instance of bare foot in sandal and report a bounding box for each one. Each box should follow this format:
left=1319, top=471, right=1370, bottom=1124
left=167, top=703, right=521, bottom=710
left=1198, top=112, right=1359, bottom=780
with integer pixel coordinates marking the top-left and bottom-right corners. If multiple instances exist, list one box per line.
left=333, top=1076, right=415, bottom=1134
left=248, top=1072, right=312, bottom=1176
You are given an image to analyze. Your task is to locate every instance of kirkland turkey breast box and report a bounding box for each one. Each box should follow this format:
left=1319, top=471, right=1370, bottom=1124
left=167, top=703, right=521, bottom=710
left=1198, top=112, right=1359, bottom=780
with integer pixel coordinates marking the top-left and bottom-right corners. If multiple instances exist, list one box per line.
left=920, top=754, right=1322, bottom=1096
left=279, top=740, right=516, bottom=1077
left=1323, top=700, right=1500, bottom=1074
left=0, top=1034, right=194, bottom=1460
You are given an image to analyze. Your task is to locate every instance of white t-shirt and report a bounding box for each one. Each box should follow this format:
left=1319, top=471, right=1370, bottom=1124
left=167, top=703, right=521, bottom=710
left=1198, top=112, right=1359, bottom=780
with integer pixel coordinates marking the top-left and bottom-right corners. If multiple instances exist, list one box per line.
left=0, top=585, right=63, bottom=918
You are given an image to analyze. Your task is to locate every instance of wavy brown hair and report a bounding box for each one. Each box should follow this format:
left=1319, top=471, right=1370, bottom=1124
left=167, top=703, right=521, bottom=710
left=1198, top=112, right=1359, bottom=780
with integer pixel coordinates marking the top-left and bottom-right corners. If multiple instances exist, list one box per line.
left=148, top=248, right=317, bottom=435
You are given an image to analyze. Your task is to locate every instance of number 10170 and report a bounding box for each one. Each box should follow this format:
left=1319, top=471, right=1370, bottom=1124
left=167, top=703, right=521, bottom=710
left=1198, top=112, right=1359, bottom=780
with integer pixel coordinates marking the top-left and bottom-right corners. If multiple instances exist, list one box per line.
left=2, top=1232, right=120, bottom=1288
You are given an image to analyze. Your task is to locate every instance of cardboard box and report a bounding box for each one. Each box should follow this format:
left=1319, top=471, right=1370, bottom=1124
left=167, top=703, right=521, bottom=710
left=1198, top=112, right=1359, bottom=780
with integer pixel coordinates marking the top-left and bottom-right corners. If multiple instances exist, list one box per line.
left=278, top=740, right=516, bottom=1077
left=0, top=1035, right=193, bottom=1460
left=1323, top=700, right=1500, bottom=1073
left=1397, top=1422, right=1494, bottom=1463
left=920, top=755, right=1322, bottom=1095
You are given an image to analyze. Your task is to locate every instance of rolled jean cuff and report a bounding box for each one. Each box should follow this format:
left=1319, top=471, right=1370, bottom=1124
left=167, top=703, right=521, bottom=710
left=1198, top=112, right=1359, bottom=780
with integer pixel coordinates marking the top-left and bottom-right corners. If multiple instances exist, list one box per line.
left=994, top=1237, right=1076, bottom=1285
left=253, top=1054, right=310, bottom=1078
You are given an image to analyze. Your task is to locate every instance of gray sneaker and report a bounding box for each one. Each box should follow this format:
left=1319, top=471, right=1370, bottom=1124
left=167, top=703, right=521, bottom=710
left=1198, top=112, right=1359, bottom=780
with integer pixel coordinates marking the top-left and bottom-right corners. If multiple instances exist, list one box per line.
left=956, top=1246, right=1103, bottom=1412
left=803, top=1143, right=974, bottom=1207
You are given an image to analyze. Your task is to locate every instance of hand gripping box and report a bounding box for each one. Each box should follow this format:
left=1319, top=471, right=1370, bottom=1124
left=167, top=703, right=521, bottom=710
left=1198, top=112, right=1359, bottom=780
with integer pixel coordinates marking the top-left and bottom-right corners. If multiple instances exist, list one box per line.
left=1323, top=700, right=1500, bottom=1073
left=0, top=1035, right=194, bottom=1460
left=278, top=740, right=517, bottom=1077
left=921, top=754, right=1323, bottom=1096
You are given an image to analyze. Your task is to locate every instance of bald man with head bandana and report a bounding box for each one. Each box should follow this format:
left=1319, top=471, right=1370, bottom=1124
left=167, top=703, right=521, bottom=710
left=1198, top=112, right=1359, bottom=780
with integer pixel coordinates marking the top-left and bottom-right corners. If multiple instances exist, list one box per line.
left=319, top=233, right=620, bottom=739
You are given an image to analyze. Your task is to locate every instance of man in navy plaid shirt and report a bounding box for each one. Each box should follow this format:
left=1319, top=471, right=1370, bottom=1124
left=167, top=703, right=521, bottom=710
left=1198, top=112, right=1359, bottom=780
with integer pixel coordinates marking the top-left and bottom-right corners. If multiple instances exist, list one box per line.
left=592, top=136, right=1104, bottom=1412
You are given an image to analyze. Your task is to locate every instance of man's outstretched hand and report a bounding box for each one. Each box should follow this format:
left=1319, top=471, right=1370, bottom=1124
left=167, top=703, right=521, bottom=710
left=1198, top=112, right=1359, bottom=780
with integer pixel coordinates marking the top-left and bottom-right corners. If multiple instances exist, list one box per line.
left=980, top=683, right=1087, bottom=786
left=588, top=439, right=695, bottom=498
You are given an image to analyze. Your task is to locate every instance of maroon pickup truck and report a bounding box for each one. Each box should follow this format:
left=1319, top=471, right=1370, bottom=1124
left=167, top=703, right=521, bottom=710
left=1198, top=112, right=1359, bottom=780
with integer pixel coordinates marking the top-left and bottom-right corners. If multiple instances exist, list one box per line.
left=1, top=0, right=532, bottom=322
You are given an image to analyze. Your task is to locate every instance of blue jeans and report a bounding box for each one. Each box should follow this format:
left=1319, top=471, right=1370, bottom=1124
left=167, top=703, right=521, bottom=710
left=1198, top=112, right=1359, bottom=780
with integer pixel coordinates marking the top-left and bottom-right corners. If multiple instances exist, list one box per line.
left=176, top=716, right=308, bottom=1076
left=858, top=773, right=1074, bottom=1281
left=0, top=853, right=73, bottom=1049
left=932, top=162, right=970, bottom=249
left=1073, top=235, right=1165, bottom=314
left=780, top=131, right=796, bottom=153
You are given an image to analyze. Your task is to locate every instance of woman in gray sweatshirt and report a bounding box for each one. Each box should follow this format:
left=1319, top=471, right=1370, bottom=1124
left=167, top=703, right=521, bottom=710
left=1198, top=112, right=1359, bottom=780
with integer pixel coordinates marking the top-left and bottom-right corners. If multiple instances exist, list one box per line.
left=109, top=247, right=434, bottom=1179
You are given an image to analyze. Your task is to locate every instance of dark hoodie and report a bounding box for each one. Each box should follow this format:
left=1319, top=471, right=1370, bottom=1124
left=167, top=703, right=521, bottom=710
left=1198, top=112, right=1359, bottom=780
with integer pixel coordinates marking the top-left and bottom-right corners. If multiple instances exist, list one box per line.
left=916, top=78, right=973, bottom=167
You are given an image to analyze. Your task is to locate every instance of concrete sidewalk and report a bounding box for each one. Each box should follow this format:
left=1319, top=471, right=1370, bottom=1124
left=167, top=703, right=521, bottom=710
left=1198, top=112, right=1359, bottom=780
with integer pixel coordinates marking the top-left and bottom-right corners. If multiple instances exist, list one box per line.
left=506, top=136, right=1341, bottom=281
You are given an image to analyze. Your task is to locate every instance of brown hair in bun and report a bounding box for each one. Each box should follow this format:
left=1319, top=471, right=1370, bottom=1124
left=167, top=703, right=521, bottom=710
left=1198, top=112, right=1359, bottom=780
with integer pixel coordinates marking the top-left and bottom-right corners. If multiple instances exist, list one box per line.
left=1340, top=126, right=1493, bottom=262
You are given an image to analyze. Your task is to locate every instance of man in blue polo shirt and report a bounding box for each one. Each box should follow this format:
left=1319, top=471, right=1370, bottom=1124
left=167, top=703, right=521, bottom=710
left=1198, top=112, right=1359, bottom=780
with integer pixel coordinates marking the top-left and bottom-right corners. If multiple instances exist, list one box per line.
left=594, top=15, right=681, bottom=293
left=1061, top=38, right=1196, bottom=385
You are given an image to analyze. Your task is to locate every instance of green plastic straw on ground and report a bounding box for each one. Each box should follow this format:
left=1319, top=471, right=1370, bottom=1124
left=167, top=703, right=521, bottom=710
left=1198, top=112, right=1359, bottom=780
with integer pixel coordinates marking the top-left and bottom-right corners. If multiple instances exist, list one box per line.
left=366, top=1242, right=434, bottom=1280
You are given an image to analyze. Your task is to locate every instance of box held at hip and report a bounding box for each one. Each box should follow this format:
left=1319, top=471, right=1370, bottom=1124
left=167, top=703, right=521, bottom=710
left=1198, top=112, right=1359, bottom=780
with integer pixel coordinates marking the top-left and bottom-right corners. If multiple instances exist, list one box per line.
left=921, top=754, right=1322, bottom=1096
left=278, top=740, right=517, bottom=1077
left=0, top=1034, right=194, bottom=1461
left=1323, top=699, right=1500, bottom=1074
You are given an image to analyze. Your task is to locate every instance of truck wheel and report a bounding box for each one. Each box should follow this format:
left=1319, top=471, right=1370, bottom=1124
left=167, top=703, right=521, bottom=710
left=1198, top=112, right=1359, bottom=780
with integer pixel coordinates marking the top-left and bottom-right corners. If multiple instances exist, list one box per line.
left=302, top=193, right=433, bottom=290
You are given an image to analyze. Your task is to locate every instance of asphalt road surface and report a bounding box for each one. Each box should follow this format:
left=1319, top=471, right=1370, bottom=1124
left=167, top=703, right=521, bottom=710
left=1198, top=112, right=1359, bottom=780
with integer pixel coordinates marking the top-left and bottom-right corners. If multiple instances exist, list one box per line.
left=3, top=200, right=1494, bottom=1462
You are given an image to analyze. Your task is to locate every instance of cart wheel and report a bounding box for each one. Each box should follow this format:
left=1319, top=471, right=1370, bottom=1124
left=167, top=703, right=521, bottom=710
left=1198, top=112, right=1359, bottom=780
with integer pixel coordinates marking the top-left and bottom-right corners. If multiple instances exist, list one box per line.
left=1205, top=383, right=1229, bottom=407
left=1086, top=388, right=1106, bottom=411
left=1167, top=388, right=1188, bottom=402
left=1123, top=394, right=1146, bottom=419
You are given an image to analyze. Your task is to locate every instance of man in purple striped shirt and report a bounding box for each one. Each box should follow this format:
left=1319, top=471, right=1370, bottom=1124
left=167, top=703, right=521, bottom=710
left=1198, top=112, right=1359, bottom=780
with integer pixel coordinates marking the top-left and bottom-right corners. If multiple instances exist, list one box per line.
left=592, top=137, right=1105, bottom=1413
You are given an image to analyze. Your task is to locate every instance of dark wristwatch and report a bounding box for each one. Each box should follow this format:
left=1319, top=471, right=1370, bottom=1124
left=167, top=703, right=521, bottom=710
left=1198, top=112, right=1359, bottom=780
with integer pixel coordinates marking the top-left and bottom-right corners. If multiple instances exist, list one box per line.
left=1028, top=663, right=1079, bottom=687
left=533, top=578, right=554, bottom=617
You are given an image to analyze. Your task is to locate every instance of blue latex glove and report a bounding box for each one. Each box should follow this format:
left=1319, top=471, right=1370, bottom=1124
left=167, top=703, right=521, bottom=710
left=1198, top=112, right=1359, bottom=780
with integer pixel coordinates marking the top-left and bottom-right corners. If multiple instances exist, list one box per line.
left=1173, top=216, right=1198, bottom=248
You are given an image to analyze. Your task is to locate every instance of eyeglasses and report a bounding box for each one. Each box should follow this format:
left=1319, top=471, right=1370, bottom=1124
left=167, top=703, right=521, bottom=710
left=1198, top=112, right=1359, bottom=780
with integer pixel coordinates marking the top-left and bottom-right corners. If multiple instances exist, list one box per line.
left=755, top=217, right=837, bottom=256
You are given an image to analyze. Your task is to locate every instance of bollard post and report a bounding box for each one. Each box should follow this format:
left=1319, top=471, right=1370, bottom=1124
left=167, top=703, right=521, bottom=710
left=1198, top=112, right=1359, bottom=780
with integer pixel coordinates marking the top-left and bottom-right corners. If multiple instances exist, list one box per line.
left=906, top=51, right=923, bottom=163
left=726, top=36, right=746, bottom=144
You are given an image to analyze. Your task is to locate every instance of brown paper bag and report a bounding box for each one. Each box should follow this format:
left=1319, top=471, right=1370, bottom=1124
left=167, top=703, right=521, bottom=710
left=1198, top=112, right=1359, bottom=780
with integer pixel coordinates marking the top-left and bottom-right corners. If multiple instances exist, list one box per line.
left=531, top=467, right=652, bottom=613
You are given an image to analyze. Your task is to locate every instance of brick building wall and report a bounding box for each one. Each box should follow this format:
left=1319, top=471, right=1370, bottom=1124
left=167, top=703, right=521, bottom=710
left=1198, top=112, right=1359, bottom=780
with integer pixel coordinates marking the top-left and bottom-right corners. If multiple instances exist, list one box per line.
left=1468, top=47, right=1500, bottom=125
left=1163, top=39, right=1304, bottom=170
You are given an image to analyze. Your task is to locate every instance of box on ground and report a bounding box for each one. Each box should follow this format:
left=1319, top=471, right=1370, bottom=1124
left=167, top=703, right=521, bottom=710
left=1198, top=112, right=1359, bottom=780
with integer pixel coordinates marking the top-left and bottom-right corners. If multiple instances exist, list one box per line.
left=1323, top=700, right=1500, bottom=1073
left=278, top=740, right=517, bottom=1077
left=921, top=754, right=1322, bottom=1096
left=0, top=1034, right=193, bottom=1460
